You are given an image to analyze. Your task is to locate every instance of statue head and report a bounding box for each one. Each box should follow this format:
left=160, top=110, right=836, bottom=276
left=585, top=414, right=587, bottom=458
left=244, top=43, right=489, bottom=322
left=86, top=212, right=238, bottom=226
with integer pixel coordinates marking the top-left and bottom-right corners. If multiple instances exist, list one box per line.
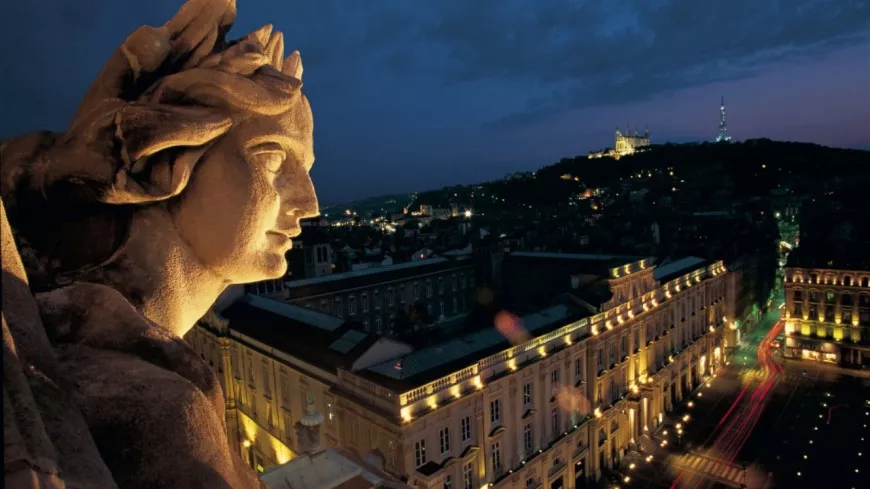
left=1, top=0, right=320, bottom=290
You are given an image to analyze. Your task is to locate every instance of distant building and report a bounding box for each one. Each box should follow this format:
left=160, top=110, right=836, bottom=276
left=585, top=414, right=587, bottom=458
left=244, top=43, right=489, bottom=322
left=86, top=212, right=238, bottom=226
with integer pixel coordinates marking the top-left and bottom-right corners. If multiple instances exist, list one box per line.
left=781, top=195, right=870, bottom=370
left=588, top=126, right=650, bottom=160
left=188, top=253, right=732, bottom=488
left=782, top=260, right=870, bottom=369
left=278, top=256, right=477, bottom=335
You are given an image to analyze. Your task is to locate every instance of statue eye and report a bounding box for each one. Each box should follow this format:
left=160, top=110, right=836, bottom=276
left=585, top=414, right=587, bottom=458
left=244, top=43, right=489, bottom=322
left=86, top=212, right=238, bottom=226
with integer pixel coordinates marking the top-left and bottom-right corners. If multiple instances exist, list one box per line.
left=248, top=144, right=287, bottom=174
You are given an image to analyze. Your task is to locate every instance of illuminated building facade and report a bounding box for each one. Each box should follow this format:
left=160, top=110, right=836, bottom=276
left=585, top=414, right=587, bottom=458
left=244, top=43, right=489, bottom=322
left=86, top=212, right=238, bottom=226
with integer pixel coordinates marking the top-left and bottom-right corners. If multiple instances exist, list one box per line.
left=782, top=266, right=870, bottom=368
left=588, top=126, right=650, bottom=160
left=188, top=256, right=730, bottom=488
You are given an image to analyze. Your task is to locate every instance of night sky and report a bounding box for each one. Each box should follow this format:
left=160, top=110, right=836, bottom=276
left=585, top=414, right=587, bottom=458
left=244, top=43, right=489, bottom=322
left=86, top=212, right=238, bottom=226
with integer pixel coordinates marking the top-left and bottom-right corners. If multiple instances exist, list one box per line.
left=1, top=1, right=868, bottom=203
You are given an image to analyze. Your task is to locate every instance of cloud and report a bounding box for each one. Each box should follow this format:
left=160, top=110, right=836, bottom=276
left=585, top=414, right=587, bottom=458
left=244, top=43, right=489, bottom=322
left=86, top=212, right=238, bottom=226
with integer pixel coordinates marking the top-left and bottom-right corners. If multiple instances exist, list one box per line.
left=392, top=0, right=870, bottom=128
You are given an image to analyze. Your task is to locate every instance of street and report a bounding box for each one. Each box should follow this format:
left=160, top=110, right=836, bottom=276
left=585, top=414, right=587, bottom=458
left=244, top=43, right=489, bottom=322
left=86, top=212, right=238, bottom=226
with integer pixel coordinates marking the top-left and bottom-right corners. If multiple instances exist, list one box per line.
left=606, top=310, right=869, bottom=489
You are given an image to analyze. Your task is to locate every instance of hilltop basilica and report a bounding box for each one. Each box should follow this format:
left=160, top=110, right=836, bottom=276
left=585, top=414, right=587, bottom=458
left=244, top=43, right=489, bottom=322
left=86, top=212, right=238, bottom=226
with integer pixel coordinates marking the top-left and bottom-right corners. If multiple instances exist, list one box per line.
left=588, top=125, right=650, bottom=160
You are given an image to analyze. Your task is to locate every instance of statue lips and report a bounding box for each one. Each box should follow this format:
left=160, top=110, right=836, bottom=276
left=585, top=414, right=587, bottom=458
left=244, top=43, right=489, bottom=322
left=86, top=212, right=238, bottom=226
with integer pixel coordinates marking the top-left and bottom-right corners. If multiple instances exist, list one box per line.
left=266, top=228, right=298, bottom=248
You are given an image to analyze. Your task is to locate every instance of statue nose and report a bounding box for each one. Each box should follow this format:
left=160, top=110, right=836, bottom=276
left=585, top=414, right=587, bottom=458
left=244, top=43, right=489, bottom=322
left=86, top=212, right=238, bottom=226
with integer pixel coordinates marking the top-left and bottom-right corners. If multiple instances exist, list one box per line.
left=282, top=174, right=319, bottom=219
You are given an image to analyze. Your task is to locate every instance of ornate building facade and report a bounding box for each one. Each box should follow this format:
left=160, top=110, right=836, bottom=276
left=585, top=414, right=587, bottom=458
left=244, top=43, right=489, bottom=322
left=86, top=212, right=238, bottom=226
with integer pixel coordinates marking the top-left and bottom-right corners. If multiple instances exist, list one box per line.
left=782, top=266, right=870, bottom=368
left=187, top=256, right=731, bottom=488
left=588, top=126, right=650, bottom=160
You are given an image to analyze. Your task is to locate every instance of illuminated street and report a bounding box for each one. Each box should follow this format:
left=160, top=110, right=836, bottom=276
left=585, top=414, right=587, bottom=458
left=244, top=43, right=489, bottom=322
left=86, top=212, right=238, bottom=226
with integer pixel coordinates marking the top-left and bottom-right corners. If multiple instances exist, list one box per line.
left=606, top=311, right=869, bottom=488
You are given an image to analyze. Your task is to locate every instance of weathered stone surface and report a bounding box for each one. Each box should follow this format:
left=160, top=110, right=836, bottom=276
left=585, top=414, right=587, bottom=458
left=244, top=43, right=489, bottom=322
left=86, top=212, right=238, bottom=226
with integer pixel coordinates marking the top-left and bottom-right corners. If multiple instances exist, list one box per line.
left=1, top=1, right=319, bottom=487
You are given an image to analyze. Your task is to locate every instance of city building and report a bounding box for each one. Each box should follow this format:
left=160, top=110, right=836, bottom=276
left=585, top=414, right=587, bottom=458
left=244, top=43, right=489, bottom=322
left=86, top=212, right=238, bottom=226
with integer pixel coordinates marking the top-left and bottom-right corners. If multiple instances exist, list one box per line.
left=588, top=126, right=650, bottom=160
left=782, top=259, right=870, bottom=368
left=276, top=256, right=478, bottom=335
left=781, top=194, right=870, bottom=370
left=187, top=253, right=730, bottom=488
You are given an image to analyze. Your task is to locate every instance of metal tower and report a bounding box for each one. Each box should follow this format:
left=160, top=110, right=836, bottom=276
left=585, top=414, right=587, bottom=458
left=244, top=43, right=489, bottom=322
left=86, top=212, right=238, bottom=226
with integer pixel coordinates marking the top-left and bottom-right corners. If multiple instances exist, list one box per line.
left=716, top=96, right=731, bottom=142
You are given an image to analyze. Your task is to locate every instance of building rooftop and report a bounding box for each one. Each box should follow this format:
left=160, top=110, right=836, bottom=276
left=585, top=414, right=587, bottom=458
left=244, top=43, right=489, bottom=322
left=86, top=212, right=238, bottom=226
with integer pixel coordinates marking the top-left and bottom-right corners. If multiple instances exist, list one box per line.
left=222, top=295, right=381, bottom=373
left=654, top=257, right=709, bottom=283
left=785, top=246, right=870, bottom=272
left=360, top=303, right=588, bottom=391
left=506, top=252, right=642, bottom=276
left=260, top=448, right=407, bottom=489
left=282, top=256, right=472, bottom=298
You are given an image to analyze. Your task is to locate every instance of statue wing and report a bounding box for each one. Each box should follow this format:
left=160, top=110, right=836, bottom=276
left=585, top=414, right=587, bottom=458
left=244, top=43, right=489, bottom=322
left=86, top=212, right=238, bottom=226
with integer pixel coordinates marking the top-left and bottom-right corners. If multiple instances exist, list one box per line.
left=1, top=199, right=118, bottom=489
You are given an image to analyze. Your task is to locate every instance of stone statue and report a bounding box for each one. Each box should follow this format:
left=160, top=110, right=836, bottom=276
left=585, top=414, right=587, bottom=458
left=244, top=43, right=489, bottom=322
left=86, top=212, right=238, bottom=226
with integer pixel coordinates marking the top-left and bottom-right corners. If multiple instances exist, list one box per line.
left=1, top=0, right=319, bottom=487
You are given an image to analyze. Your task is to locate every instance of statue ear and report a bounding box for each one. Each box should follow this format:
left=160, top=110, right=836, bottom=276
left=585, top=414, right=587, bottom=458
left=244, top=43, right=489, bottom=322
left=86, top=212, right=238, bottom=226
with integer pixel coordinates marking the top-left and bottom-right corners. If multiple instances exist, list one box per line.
left=102, top=104, right=232, bottom=204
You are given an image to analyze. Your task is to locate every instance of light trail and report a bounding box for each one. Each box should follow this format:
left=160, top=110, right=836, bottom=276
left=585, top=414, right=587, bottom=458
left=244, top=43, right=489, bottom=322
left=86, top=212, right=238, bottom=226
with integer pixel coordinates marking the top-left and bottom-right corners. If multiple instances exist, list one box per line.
left=674, top=320, right=785, bottom=488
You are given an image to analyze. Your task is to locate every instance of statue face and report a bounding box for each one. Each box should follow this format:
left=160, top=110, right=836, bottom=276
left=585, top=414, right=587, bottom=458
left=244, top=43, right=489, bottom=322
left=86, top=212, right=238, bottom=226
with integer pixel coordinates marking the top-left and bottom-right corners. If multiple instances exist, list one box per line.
left=171, top=96, right=319, bottom=284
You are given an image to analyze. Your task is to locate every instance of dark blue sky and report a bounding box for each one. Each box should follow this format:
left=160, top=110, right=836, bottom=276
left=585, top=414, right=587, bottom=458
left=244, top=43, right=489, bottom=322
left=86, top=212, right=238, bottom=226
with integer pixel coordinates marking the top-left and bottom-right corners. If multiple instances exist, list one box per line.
left=2, top=1, right=869, bottom=203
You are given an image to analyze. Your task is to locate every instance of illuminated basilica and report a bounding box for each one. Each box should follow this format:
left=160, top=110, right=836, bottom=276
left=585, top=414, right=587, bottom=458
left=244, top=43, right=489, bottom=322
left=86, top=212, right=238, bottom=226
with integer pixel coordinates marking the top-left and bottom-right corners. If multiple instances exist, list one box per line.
left=588, top=126, right=650, bottom=160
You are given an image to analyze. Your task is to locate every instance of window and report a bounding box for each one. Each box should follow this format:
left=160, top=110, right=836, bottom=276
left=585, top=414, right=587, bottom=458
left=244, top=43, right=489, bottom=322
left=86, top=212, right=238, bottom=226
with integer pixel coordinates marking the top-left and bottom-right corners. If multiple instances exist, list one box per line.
left=327, top=403, right=335, bottom=424
left=374, top=289, right=381, bottom=310
left=523, top=383, right=532, bottom=406
left=452, top=297, right=458, bottom=314
left=320, top=299, right=328, bottom=313
left=232, top=349, right=241, bottom=379
left=361, top=293, right=369, bottom=312
left=375, top=315, right=383, bottom=333
left=439, top=301, right=445, bottom=317
left=444, top=475, right=452, bottom=489
left=348, top=296, right=356, bottom=315
left=283, top=412, right=293, bottom=441
left=439, top=277, right=444, bottom=294
left=262, top=362, right=271, bottom=397
left=399, top=286, right=406, bottom=304
left=551, top=407, right=560, bottom=434
left=439, top=427, right=450, bottom=454
left=426, top=280, right=433, bottom=297
left=609, top=343, right=616, bottom=365
left=452, top=275, right=457, bottom=291
left=574, top=358, right=583, bottom=382
left=794, top=290, right=803, bottom=301
left=597, top=350, right=604, bottom=372
left=463, top=462, right=473, bottom=489
left=492, top=442, right=502, bottom=474
left=523, top=424, right=533, bottom=452
left=621, top=336, right=628, bottom=358
left=334, top=297, right=343, bottom=318
left=825, top=305, right=835, bottom=323
left=281, top=377, right=290, bottom=408
left=387, top=288, right=394, bottom=307
left=826, top=291, right=836, bottom=303
left=490, top=399, right=501, bottom=424
left=414, top=283, right=420, bottom=300
left=842, top=294, right=853, bottom=306
left=460, top=416, right=471, bottom=442
left=551, top=369, right=559, bottom=389
left=414, top=439, right=427, bottom=468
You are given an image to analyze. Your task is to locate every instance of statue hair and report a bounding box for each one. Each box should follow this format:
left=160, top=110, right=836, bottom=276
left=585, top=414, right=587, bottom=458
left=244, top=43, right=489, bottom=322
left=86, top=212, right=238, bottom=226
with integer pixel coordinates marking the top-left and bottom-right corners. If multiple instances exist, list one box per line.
left=0, top=21, right=305, bottom=291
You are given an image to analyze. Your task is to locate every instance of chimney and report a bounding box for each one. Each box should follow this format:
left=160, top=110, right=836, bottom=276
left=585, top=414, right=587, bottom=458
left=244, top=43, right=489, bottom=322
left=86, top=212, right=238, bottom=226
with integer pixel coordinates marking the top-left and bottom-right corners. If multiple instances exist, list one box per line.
left=571, top=275, right=580, bottom=290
